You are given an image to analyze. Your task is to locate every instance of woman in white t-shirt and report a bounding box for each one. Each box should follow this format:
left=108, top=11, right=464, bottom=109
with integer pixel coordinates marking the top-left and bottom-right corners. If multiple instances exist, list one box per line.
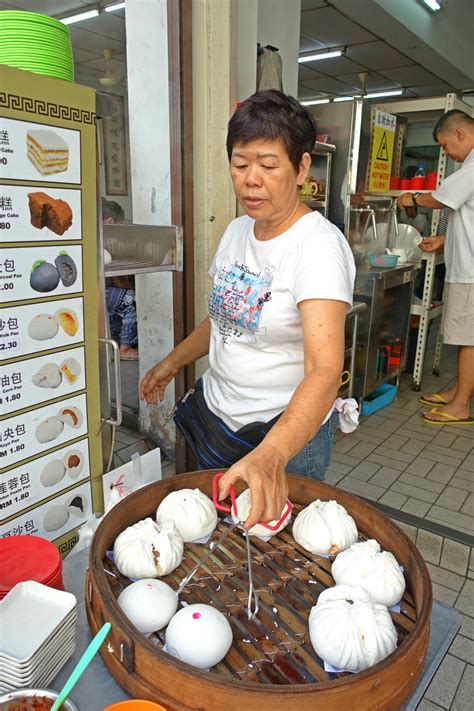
left=140, top=90, right=355, bottom=528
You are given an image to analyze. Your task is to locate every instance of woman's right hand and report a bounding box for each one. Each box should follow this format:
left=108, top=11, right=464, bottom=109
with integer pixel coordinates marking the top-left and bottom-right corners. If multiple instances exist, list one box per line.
left=139, top=357, right=179, bottom=404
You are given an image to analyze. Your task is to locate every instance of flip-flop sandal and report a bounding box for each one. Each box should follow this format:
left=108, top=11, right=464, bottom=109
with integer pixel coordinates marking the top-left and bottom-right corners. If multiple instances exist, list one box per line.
left=419, top=393, right=450, bottom=406
left=422, top=408, right=474, bottom=425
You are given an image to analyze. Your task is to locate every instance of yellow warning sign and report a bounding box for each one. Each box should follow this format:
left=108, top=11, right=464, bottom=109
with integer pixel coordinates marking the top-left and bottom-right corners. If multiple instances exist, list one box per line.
left=369, top=109, right=396, bottom=192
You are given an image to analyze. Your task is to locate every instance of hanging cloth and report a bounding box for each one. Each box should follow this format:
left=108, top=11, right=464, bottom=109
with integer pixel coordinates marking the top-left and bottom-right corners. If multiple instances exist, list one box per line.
left=257, top=46, right=283, bottom=91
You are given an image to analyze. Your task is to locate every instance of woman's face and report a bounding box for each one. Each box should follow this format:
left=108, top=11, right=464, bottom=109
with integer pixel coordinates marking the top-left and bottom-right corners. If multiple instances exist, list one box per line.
left=230, top=137, right=310, bottom=223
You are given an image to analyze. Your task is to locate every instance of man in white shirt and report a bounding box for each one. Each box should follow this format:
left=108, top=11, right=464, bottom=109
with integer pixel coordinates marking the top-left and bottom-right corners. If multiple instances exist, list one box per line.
left=398, top=109, right=474, bottom=425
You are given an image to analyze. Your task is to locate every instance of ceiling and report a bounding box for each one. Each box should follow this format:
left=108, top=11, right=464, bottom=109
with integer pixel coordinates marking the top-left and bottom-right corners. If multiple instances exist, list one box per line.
left=298, top=0, right=471, bottom=100
left=0, top=0, right=471, bottom=100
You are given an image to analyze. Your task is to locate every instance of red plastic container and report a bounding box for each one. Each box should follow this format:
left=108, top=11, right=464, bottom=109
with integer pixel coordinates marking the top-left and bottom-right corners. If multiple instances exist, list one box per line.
left=0, top=535, right=64, bottom=599
left=400, top=179, right=411, bottom=189
left=390, top=177, right=401, bottom=190
left=426, top=172, right=437, bottom=189
left=410, top=176, right=426, bottom=190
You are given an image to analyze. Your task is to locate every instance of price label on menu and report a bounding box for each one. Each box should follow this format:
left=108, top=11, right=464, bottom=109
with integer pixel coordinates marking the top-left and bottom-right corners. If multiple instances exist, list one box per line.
left=0, top=439, right=90, bottom=519
left=0, top=118, right=81, bottom=185
left=0, top=184, right=82, bottom=243
left=0, top=480, right=92, bottom=542
left=0, top=346, right=86, bottom=416
left=0, top=296, right=84, bottom=362
left=0, top=245, right=83, bottom=303
left=0, top=393, right=88, bottom=471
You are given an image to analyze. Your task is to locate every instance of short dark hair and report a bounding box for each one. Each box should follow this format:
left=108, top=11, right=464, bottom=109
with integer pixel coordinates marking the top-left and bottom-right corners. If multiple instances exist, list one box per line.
left=433, top=109, right=474, bottom=141
left=102, top=197, right=124, bottom=223
left=226, top=90, right=317, bottom=171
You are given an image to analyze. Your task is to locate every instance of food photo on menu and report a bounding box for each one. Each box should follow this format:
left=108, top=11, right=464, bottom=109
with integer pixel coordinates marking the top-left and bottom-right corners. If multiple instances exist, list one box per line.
left=43, top=492, right=88, bottom=533
left=29, top=251, right=78, bottom=293
left=32, top=356, right=82, bottom=389
left=40, top=448, right=85, bottom=488
left=28, top=307, right=79, bottom=340
left=35, top=405, right=84, bottom=444
left=28, top=191, right=73, bottom=236
left=0, top=185, right=81, bottom=243
left=26, top=128, right=69, bottom=176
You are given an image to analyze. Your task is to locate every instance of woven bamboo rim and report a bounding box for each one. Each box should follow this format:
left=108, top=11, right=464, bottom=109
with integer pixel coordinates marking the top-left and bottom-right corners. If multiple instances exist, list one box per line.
left=87, top=471, right=432, bottom=710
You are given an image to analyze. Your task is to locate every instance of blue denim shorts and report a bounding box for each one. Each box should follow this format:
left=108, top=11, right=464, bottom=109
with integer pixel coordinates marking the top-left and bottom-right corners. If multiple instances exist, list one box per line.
left=286, top=410, right=338, bottom=481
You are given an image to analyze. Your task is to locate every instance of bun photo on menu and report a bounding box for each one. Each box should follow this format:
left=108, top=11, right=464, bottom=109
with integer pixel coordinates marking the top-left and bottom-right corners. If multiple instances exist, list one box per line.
left=26, top=129, right=69, bottom=176
left=31, top=357, right=81, bottom=390
left=35, top=406, right=84, bottom=444
left=27, top=313, right=59, bottom=341
left=43, top=492, right=87, bottom=532
left=27, top=309, right=79, bottom=341
left=30, top=251, right=78, bottom=293
left=55, top=308, right=79, bottom=336
left=28, top=191, right=73, bottom=236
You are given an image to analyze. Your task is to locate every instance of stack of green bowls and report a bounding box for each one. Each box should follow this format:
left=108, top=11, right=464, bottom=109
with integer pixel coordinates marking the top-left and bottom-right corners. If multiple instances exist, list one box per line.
left=0, top=10, right=74, bottom=82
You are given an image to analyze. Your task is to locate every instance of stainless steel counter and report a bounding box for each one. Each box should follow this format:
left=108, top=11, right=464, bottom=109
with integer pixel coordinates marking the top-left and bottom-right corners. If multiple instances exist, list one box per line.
left=353, top=263, right=416, bottom=401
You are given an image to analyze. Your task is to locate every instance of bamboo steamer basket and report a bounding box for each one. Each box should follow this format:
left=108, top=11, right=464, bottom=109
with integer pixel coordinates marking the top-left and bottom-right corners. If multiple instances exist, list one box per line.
left=87, top=471, right=432, bottom=711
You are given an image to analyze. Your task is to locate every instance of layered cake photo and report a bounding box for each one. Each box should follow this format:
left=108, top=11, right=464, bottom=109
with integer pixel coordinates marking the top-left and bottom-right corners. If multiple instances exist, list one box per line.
left=28, top=191, right=73, bottom=236
left=26, top=128, right=70, bottom=176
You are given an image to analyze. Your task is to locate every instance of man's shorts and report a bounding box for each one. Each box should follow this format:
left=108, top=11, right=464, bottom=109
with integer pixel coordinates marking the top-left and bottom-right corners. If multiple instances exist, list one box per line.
left=442, top=283, right=474, bottom=346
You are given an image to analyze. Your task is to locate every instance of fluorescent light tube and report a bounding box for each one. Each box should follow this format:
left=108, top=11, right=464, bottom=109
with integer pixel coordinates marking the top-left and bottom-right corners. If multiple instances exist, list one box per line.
left=423, top=0, right=441, bottom=11
left=60, top=9, right=99, bottom=24
left=298, top=50, right=343, bottom=63
left=364, top=89, right=404, bottom=99
left=333, top=96, right=357, bottom=102
left=300, top=98, right=331, bottom=106
left=105, top=2, right=126, bottom=11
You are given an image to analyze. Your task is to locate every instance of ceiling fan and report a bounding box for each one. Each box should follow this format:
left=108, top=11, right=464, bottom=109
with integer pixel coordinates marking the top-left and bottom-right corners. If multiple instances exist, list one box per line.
left=99, top=48, right=123, bottom=88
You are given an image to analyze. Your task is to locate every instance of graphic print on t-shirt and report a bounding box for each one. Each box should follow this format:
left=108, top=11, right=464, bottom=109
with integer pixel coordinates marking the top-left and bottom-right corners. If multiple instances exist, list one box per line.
left=209, top=261, right=273, bottom=343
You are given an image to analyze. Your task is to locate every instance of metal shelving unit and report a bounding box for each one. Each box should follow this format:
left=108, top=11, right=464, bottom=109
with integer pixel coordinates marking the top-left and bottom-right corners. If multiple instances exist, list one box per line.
left=377, top=93, right=471, bottom=390
left=306, top=141, right=336, bottom=218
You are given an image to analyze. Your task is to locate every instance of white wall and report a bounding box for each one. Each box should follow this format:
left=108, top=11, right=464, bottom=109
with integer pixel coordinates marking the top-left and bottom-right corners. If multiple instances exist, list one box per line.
left=257, top=0, right=301, bottom=96
left=126, top=0, right=175, bottom=452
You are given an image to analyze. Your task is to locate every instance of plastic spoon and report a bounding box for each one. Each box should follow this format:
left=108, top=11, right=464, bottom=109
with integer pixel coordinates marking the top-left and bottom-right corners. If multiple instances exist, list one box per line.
left=51, top=622, right=112, bottom=711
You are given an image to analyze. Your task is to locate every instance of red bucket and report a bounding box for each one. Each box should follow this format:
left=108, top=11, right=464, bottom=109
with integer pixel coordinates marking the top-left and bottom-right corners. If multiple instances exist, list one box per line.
left=390, top=177, right=401, bottom=190
left=410, top=176, right=426, bottom=190
left=400, top=179, right=411, bottom=189
left=426, top=172, right=437, bottom=189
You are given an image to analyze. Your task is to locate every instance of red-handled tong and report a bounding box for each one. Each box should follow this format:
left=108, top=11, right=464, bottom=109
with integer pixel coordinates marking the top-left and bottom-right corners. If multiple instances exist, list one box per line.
left=212, top=472, right=292, bottom=530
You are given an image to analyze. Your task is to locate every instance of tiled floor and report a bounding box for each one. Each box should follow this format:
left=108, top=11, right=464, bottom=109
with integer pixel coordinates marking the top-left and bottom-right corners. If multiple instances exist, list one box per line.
left=112, top=325, right=473, bottom=709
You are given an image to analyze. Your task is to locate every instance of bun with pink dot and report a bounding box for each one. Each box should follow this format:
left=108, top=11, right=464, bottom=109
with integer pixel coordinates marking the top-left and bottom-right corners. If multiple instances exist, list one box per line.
left=165, top=603, right=233, bottom=669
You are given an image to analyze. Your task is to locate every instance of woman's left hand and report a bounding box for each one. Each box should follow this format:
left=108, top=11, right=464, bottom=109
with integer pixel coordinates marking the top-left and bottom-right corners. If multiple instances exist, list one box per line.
left=218, top=444, right=289, bottom=529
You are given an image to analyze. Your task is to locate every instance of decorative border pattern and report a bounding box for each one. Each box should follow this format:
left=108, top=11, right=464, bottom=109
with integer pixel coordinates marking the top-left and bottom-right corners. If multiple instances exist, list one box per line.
left=58, top=534, right=79, bottom=557
left=0, top=92, right=96, bottom=125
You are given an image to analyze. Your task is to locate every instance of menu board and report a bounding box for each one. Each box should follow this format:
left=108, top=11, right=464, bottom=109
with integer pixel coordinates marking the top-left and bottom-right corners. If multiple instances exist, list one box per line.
left=0, top=65, right=102, bottom=552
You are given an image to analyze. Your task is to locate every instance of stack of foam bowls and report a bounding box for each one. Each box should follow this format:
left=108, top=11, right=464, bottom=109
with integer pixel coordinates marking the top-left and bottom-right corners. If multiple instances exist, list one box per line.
left=0, top=536, right=64, bottom=600
left=0, top=580, right=77, bottom=692
left=0, top=10, right=74, bottom=82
